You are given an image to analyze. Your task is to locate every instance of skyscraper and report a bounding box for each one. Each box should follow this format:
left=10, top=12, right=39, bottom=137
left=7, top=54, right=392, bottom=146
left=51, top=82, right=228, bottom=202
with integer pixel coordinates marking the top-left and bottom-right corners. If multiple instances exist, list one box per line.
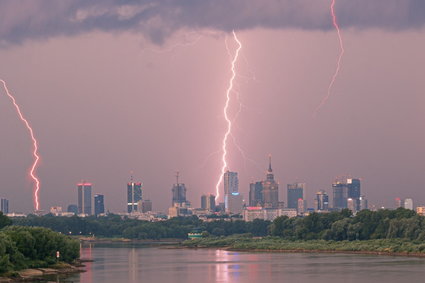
left=404, top=198, right=413, bottom=210
left=171, top=172, right=188, bottom=207
left=0, top=198, right=9, bottom=214
left=262, top=156, right=279, bottom=208
left=224, top=171, right=239, bottom=195
left=249, top=181, right=263, bottom=207
left=77, top=182, right=92, bottom=215
left=141, top=199, right=152, bottom=213
left=201, top=194, right=216, bottom=211
left=224, top=171, right=240, bottom=212
left=127, top=180, right=142, bottom=213
left=315, top=190, right=329, bottom=211
left=94, top=194, right=105, bottom=216
left=332, top=177, right=361, bottom=210
left=287, top=183, right=305, bottom=209
left=226, top=192, right=243, bottom=214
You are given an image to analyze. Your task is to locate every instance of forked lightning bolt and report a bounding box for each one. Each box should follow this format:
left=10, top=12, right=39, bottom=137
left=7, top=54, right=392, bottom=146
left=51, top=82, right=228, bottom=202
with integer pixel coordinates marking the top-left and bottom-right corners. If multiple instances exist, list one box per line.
left=313, top=0, right=345, bottom=116
left=214, top=30, right=242, bottom=202
left=1, top=79, right=41, bottom=211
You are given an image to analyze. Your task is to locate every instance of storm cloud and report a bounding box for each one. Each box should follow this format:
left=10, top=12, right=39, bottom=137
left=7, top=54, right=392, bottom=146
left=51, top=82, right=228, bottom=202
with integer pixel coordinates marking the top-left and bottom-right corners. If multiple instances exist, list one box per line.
left=1, top=0, right=425, bottom=45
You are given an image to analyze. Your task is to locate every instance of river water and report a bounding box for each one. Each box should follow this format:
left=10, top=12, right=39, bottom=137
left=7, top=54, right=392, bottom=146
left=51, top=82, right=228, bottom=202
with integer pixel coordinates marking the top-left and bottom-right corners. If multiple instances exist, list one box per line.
left=58, top=243, right=425, bottom=283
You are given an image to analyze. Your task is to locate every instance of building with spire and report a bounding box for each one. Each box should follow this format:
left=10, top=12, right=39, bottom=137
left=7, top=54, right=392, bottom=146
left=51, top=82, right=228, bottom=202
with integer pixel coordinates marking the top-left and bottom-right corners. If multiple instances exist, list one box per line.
left=262, top=156, right=279, bottom=208
left=127, top=176, right=142, bottom=213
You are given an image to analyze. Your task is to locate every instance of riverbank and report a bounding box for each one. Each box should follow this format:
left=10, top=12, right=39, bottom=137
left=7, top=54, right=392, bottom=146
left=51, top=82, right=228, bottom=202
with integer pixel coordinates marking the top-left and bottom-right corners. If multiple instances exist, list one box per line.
left=182, top=236, right=425, bottom=257
left=78, top=236, right=183, bottom=245
left=0, top=261, right=86, bottom=282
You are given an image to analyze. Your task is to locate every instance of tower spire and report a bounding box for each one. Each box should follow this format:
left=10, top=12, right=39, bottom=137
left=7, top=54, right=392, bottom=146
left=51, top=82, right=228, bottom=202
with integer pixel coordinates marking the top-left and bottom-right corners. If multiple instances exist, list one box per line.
left=268, top=154, right=272, bottom=172
left=176, top=171, right=180, bottom=185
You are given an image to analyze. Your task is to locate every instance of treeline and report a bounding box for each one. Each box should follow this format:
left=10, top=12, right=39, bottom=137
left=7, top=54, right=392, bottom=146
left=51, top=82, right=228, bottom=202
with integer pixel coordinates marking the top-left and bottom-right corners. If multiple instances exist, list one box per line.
left=12, top=214, right=271, bottom=239
left=0, top=212, right=79, bottom=274
left=270, top=208, right=424, bottom=241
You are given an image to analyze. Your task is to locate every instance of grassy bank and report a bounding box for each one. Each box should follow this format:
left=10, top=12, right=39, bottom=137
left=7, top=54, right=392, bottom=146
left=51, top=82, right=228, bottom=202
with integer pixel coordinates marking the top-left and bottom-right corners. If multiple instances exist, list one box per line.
left=182, top=235, right=425, bottom=256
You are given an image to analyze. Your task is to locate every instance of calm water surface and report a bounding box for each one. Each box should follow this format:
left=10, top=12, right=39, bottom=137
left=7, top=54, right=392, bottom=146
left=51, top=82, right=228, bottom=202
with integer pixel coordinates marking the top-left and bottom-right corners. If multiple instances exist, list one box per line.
left=60, top=243, right=425, bottom=283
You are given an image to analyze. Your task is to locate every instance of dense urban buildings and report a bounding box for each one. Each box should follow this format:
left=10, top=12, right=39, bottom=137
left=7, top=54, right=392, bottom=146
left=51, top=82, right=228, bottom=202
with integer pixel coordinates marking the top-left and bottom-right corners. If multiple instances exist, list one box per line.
left=94, top=194, right=105, bottom=216
left=315, top=190, right=329, bottom=211
left=332, top=177, right=361, bottom=211
left=127, top=180, right=142, bottom=213
left=287, top=183, right=305, bottom=209
left=77, top=182, right=92, bottom=215
left=201, top=194, right=216, bottom=211
left=262, top=156, right=279, bottom=208
left=0, top=198, right=9, bottom=214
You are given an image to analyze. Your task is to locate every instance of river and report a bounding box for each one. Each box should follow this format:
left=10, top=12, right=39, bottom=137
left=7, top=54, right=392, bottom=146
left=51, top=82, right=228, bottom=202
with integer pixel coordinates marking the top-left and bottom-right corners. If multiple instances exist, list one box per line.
left=56, top=243, right=425, bottom=282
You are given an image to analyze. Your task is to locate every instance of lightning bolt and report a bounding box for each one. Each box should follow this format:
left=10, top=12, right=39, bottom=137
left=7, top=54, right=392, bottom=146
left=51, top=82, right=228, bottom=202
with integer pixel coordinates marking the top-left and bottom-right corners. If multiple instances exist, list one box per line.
left=313, top=0, right=345, bottom=117
left=1, top=79, right=41, bottom=211
left=214, top=30, right=242, bottom=202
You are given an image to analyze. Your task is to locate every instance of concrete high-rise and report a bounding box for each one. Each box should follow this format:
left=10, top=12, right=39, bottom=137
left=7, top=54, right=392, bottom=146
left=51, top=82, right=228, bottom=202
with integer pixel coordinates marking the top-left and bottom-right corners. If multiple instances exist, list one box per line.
left=315, top=190, right=329, bottom=211
left=172, top=172, right=187, bottom=207
left=225, top=192, right=243, bottom=214
left=127, top=180, right=142, bottom=213
left=262, top=156, right=279, bottom=208
left=287, top=183, right=305, bottom=209
left=404, top=198, right=413, bottom=210
left=94, top=194, right=105, bottom=216
left=224, top=171, right=239, bottom=195
left=249, top=181, right=263, bottom=207
left=77, top=182, right=92, bottom=215
left=0, top=198, right=9, bottom=214
left=332, top=177, right=361, bottom=210
left=201, top=194, right=216, bottom=211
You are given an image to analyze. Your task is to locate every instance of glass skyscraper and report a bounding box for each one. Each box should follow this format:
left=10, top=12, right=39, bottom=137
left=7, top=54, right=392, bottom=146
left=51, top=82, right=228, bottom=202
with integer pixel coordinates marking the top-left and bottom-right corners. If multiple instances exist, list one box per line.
left=77, top=182, right=92, bottom=215
left=127, top=181, right=142, bottom=213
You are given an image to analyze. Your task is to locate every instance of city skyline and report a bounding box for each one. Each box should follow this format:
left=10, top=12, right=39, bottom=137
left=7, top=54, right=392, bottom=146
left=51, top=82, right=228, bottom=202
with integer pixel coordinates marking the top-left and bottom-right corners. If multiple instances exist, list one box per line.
left=1, top=1, right=425, bottom=213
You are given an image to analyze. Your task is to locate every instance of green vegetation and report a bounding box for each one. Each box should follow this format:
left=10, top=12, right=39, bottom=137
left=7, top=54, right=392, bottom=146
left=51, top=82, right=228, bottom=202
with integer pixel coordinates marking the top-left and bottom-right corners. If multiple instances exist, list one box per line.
left=0, top=213, right=79, bottom=274
left=12, top=214, right=271, bottom=239
left=182, top=235, right=425, bottom=255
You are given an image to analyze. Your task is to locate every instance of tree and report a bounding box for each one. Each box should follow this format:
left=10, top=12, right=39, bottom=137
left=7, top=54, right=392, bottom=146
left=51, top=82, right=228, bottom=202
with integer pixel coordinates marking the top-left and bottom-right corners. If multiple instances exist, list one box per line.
left=0, top=212, right=11, bottom=229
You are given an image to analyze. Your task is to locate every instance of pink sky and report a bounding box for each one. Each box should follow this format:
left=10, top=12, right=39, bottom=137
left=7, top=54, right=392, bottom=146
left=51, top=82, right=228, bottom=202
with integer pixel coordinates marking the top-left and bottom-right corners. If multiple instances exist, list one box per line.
left=0, top=1, right=425, bottom=213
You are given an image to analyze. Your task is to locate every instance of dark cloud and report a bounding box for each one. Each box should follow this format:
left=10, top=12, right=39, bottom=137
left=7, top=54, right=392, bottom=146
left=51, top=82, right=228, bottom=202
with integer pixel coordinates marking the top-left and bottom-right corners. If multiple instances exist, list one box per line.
left=0, top=0, right=424, bottom=45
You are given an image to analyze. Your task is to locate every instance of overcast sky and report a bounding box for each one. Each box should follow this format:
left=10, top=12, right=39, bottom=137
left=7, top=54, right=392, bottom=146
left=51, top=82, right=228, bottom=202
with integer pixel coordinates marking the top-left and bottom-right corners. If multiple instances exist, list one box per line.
left=1, top=0, right=424, bottom=213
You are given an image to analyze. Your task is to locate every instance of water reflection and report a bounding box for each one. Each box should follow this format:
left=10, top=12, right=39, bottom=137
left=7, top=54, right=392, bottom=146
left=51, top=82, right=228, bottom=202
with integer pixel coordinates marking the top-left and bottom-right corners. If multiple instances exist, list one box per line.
left=68, top=244, right=425, bottom=283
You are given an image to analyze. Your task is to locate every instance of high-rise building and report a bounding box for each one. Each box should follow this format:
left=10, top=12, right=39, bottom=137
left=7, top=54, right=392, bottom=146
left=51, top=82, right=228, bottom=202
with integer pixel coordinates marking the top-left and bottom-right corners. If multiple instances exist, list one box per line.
left=0, top=198, right=9, bottom=214
left=127, top=181, right=142, bottom=213
left=224, top=171, right=239, bottom=195
left=359, top=195, right=368, bottom=210
left=262, top=156, right=279, bottom=208
left=287, top=183, right=305, bottom=209
left=315, top=190, right=329, bottom=211
left=332, top=177, right=361, bottom=210
left=249, top=181, right=263, bottom=207
left=141, top=199, right=152, bottom=213
left=94, top=194, right=105, bottom=216
left=172, top=172, right=187, bottom=207
left=225, top=192, right=243, bottom=214
left=77, top=182, right=92, bottom=215
left=201, top=194, right=216, bottom=211
left=347, top=198, right=356, bottom=213
left=297, top=198, right=305, bottom=214
left=404, top=198, right=413, bottom=210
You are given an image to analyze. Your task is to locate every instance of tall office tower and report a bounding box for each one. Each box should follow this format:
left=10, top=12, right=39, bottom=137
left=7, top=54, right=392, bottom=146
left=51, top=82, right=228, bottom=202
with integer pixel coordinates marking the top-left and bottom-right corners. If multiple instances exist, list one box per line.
left=201, top=194, right=216, bottom=211
left=315, top=190, right=329, bottom=211
left=404, top=198, right=413, bottom=210
left=332, top=177, right=361, bottom=210
left=262, top=156, right=279, bottom=208
left=141, top=199, right=152, bottom=213
left=395, top=198, right=402, bottom=208
left=225, top=192, right=243, bottom=214
left=77, top=182, right=92, bottom=215
left=297, top=198, right=305, bottom=214
left=127, top=180, right=142, bottom=213
left=224, top=171, right=239, bottom=195
left=359, top=195, right=368, bottom=210
left=94, top=194, right=105, bottom=216
left=249, top=181, right=263, bottom=207
left=224, top=171, right=239, bottom=212
left=172, top=172, right=187, bottom=206
left=287, top=183, right=305, bottom=209
left=0, top=198, right=9, bottom=214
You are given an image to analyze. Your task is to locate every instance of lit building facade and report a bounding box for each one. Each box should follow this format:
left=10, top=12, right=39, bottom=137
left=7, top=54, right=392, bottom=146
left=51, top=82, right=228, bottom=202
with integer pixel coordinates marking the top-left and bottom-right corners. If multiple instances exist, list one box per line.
left=127, top=181, right=142, bottom=213
left=404, top=198, right=413, bottom=210
left=77, top=182, right=92, bottom=215
left=262, top=156, right=279, bottom=208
